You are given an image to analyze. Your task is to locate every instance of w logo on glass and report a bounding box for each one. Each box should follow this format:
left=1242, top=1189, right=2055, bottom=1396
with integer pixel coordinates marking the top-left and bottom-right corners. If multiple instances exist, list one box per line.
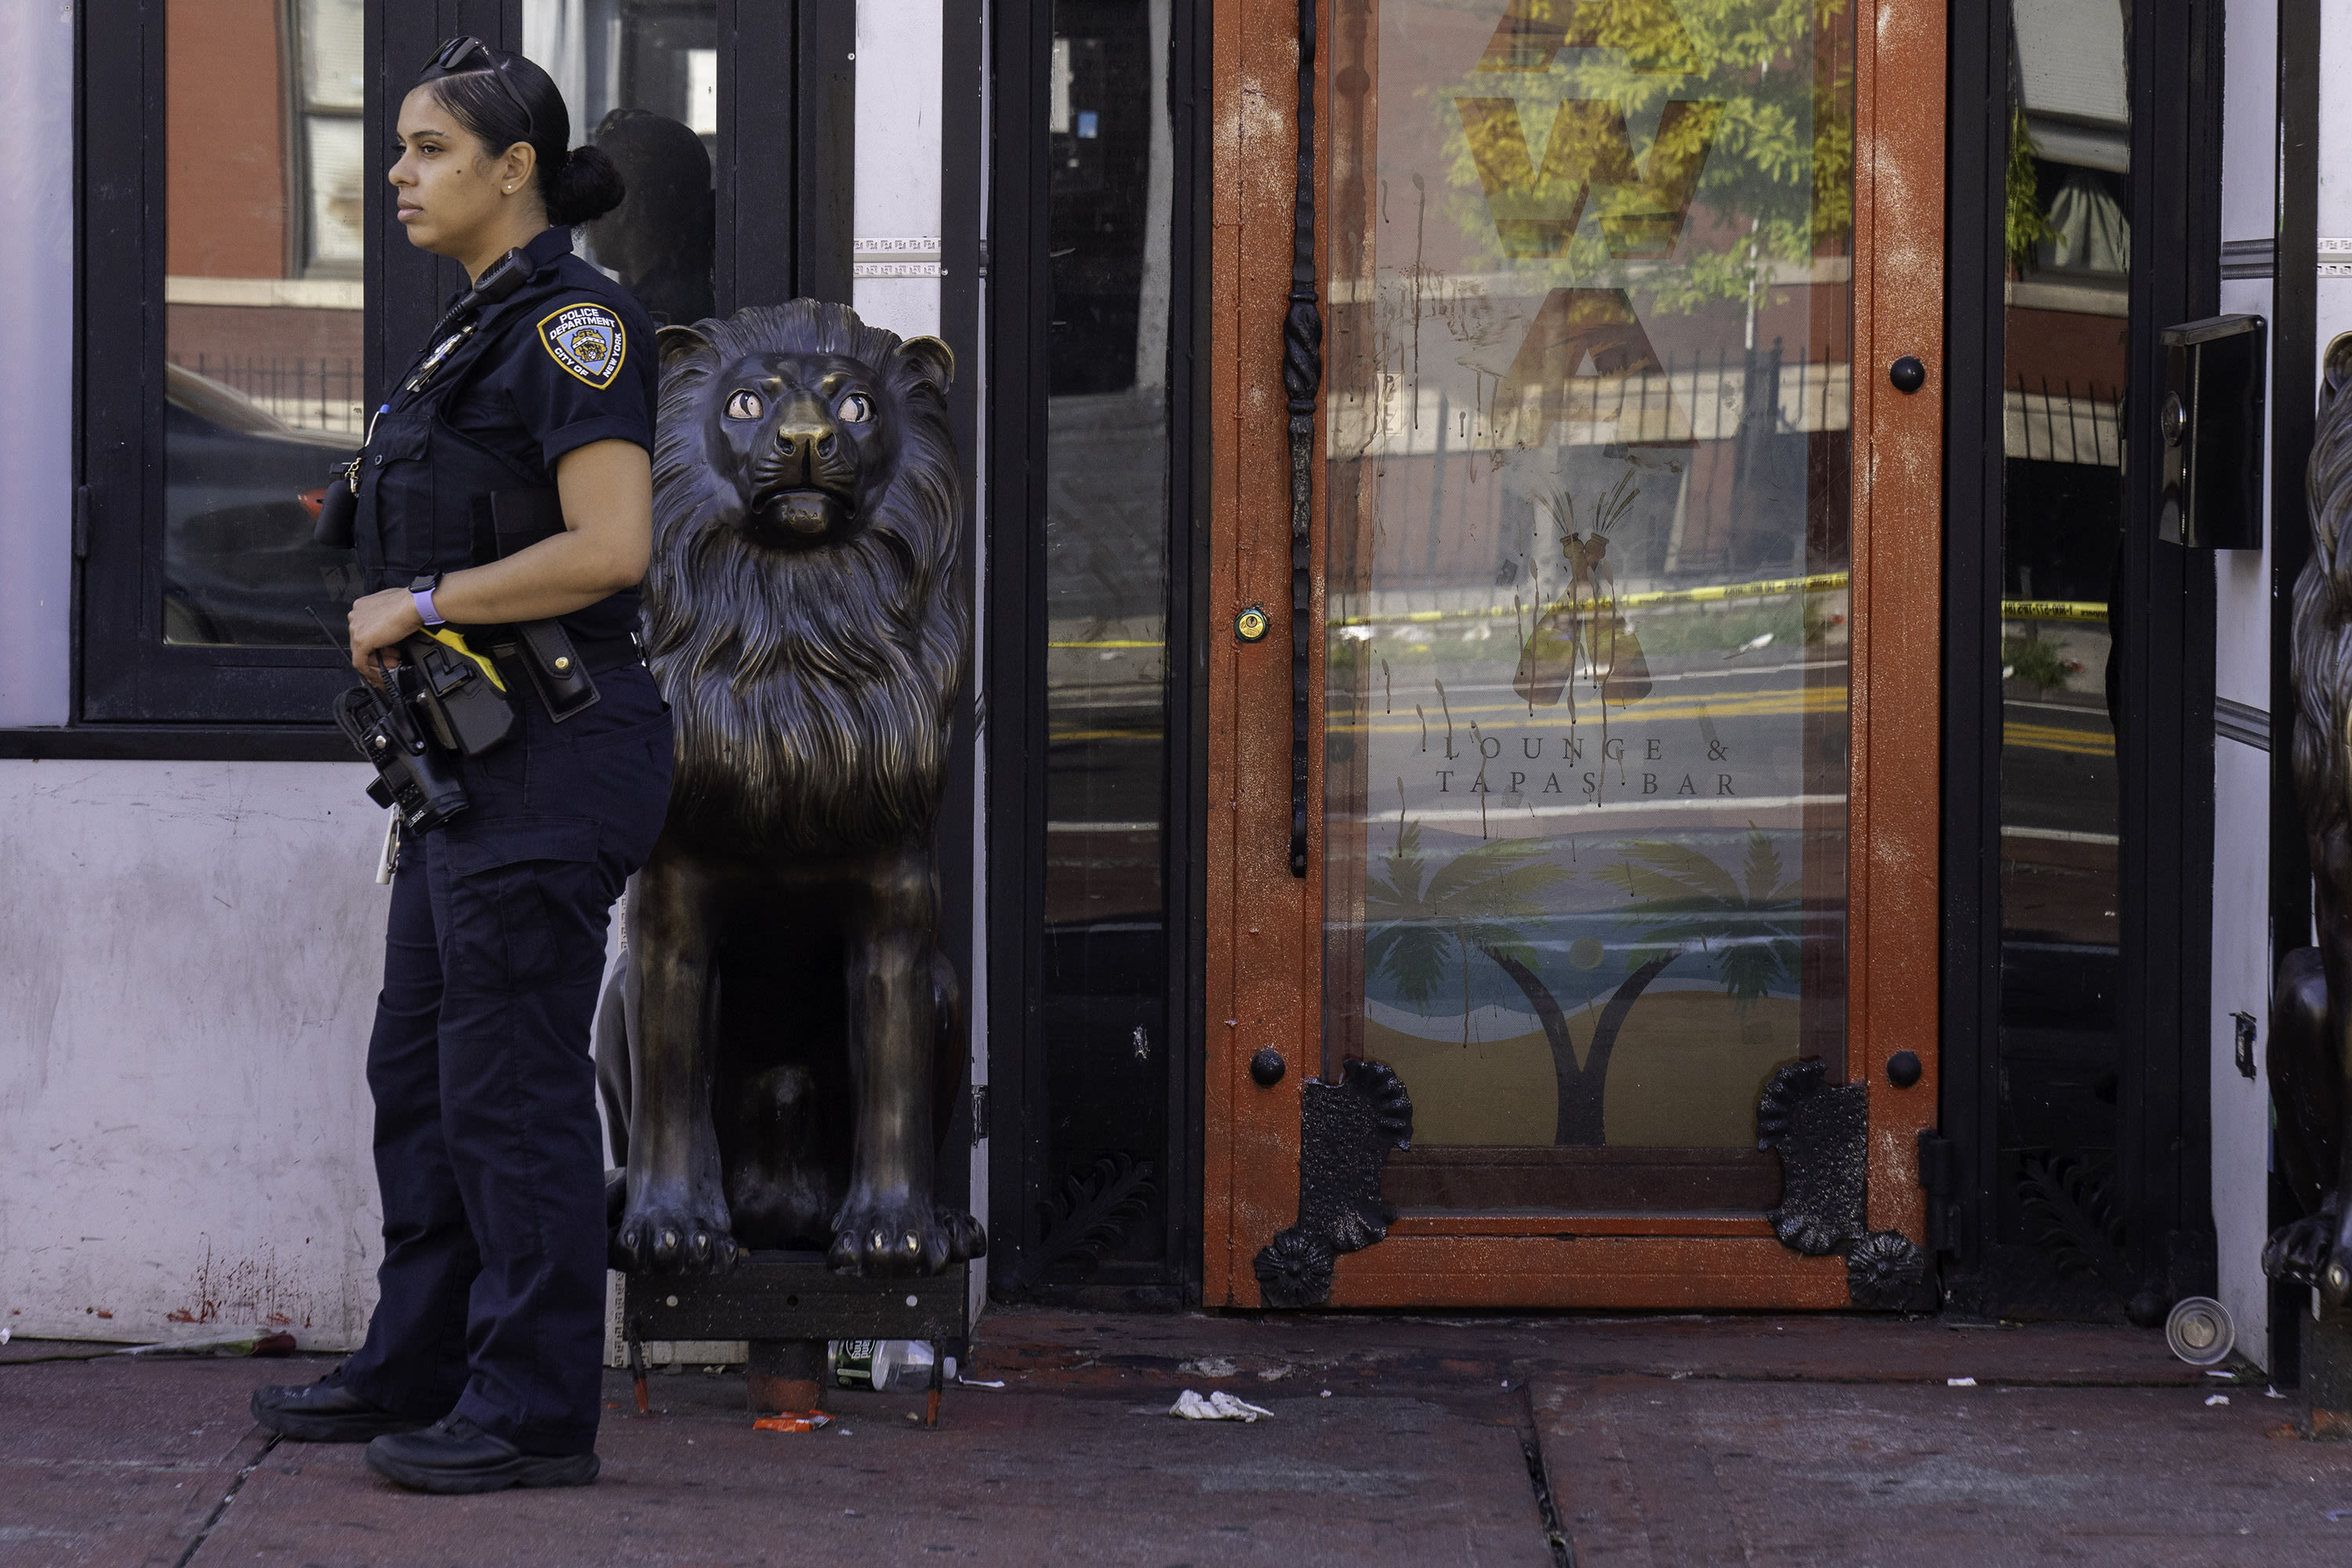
left=1456, top=0, right=1722, bottom=260
left=1457, top=98, right=1721, bottom=260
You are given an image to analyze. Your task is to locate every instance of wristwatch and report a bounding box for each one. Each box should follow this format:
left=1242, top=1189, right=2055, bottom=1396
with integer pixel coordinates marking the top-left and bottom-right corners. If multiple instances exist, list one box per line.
left=408, top=573, right=447, bottom=628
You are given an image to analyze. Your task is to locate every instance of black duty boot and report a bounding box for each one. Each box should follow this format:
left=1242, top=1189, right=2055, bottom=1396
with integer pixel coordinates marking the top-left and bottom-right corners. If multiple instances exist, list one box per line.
left=365, top=1416, right=600, bottom=1494
left=250, top=1375, right=433, bottom=1443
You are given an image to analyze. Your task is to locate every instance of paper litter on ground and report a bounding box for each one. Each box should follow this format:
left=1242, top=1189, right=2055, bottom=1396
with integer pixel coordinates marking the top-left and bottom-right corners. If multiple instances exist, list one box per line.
left=753, top=1409, right=833, bottom=1432
left=1947, top=1377, right=1976, bottom=1387
left=1169, top=1388, right=1273, bottom=1422
left=2205, top=1394, right=2230, bottom=1407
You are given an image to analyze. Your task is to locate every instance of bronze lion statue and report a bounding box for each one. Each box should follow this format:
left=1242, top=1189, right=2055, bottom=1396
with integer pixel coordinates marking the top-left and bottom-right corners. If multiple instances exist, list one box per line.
left=2268, top=336, right=2352, bottom=1306
left=598, top=299, right=983, bottom=1278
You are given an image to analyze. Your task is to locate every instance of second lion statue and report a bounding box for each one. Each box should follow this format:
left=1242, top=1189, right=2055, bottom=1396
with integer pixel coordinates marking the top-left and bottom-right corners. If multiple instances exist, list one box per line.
left=598, top=299, right=984, bottom=1278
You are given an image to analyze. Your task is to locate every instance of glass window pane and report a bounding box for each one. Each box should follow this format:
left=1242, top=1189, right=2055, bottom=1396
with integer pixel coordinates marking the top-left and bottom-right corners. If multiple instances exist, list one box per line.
left=1996, top=0, right=2127, bottom=1280
left=1036, top=0, right=1175, bottom=1279
left=1324, top=0, right=1855, bottom=1208
left=300, top=0, right=365, bottom=110
left=304, top=116, right=365, bottom=267
left=163, top=0, right=363, bottom=648
left=531, top=0, right=720, bottom=328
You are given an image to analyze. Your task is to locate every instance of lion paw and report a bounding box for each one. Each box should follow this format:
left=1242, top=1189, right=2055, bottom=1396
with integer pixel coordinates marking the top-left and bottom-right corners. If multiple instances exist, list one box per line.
left=2263, top=1203, right=2347, bottom=1296
left=939, top=1208, right=989, bottom=1262
left=826, top=1196, right=984, bottom=1277
left=613, top=1181, right=742, bottom=1276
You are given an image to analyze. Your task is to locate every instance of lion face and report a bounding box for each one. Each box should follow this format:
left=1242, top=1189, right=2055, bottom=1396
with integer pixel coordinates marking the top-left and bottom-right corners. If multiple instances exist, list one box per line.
left=647, top=301, right=967, bottom=854
left=709, top=350, right=894, bottom=546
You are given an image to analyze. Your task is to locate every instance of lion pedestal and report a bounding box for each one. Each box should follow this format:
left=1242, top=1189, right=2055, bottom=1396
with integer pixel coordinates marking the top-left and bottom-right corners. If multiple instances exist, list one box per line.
left=594, top=300, right=982, bottom=1411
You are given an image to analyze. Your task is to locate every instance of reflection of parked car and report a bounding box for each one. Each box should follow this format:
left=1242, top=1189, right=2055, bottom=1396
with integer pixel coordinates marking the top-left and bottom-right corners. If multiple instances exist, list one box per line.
left=164, top=361, right=363, bottom=647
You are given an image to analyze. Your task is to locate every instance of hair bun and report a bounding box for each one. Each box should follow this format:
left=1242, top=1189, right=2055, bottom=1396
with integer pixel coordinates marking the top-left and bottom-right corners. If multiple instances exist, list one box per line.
left=546, top=142, right=626, bottom=227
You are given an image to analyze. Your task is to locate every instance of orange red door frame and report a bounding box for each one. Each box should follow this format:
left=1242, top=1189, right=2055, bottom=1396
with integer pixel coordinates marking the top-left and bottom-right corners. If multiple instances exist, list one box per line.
left=1203, top=0, right=1946, bottom=1309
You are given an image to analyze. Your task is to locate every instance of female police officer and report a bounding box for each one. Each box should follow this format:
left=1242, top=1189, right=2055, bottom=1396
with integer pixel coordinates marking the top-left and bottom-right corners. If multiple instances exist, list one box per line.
left=249, top=40, right=670, bottom=1494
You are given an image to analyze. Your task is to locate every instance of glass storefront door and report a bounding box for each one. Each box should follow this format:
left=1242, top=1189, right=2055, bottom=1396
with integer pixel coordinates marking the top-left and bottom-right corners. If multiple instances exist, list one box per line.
left=1204, top=0, right=1945, bottom=1308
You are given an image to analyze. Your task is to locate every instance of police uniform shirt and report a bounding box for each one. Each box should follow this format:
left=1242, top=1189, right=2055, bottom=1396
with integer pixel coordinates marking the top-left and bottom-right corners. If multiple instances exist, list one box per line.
left=361, top=224, right=658, bottom=644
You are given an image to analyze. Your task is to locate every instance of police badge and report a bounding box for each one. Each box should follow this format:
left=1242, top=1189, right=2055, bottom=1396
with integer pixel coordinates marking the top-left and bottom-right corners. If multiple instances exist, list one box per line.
left=537, top=302, right=627, bottom=390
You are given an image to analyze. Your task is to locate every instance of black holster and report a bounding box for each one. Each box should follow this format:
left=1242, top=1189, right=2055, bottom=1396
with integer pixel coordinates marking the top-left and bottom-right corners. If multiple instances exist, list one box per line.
left=500, top=619, right=603, bottom=722
left=399, top=633, right=520, bottom=756
left=314, top=460, right=359, bottom=547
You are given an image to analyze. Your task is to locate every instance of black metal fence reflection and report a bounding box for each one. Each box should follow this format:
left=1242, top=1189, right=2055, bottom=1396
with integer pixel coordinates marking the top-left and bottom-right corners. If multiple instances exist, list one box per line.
left=2007, top=372, right=2122, bottom=466
left=171, top=354, right=365, bottom=434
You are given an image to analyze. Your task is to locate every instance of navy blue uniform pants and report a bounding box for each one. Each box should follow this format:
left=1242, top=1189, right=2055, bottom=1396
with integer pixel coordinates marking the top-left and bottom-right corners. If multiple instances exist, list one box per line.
left=339, top=664, right=672, bottom=1456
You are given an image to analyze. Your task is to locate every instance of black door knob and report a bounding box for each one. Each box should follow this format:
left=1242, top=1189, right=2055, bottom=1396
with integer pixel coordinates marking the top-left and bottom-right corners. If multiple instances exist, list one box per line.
left=1886, top=1050, right=1922, bottom=1088
left=1250, top=1048, right=1287, bottom=1087
left=1889, top=356, right=1927, bottom=394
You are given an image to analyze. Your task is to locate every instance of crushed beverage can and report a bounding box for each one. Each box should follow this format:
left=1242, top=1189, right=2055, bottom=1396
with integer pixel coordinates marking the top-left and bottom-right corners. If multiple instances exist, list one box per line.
left=830, top=1339, right=881, bottom=1388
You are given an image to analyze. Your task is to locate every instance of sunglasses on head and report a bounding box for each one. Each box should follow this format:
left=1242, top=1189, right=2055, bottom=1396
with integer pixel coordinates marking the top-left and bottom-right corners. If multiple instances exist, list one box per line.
left=423, top=36, right=537, bottom=143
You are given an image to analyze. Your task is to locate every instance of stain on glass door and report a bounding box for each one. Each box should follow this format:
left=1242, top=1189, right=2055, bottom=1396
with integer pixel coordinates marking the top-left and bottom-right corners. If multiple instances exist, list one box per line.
left=1323, top=0, right=1857, bottom=1211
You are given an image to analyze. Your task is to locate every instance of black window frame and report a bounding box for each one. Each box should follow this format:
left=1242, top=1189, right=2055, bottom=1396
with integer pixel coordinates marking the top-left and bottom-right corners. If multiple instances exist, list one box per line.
left=985, top=0, right=1210, bottom=1305
left=59, top=0, right=844, bottom=751
left=1938, top=0, right=2221, bottom=1320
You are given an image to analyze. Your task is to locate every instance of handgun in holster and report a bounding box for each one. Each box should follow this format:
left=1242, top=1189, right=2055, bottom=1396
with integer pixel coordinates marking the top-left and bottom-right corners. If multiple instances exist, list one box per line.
left=399, top=630, right=519, bottom=755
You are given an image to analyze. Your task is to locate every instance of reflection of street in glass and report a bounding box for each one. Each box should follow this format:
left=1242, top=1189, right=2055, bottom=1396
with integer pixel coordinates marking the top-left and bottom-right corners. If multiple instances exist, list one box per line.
left=162, top=0, right=367, bottom=645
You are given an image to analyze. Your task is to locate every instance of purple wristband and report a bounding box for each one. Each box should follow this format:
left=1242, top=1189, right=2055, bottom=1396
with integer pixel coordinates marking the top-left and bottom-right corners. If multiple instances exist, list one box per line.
left=412, top=584, right=445, bottom=627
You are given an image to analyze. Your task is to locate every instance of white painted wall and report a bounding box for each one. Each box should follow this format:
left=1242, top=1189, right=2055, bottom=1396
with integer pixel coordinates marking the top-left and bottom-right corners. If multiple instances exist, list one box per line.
left=853, top=0, right=946, bottom=339
left=0, top=762, right=390, bottom=1346
left=0, top=0, right=73, bottom=727
left=2208, top=0, right=2281, bottom=1373
left=2322, top=2, right=2352, bottom=366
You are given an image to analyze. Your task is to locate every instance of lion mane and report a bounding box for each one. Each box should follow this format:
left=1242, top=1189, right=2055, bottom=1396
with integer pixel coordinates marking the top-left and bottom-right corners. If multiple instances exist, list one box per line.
left=646, top=301, right=967, bottom=852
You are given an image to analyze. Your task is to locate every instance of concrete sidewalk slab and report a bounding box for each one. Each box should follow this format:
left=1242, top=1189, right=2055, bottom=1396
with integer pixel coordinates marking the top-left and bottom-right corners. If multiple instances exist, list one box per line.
left=0, top=1311, right=2325, bottom=1566
left=9, top=1354, right=1548, bottom=1567
left=0, top=1352, right=281, bottom=1567
left=1533, top=1375, right=2352, bottom=1566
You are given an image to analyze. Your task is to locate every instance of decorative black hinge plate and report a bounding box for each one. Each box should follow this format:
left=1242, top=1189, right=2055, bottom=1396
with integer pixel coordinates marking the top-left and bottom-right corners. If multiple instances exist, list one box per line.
left=1755, top=1060, right=1929, bottom=1309
left=1253, top=1059, right=1413, bottom=1308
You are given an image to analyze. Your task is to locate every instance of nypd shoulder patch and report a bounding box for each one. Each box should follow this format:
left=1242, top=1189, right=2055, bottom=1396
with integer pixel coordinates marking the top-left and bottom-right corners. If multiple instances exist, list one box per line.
left=536, top=302, right=627, bottom=390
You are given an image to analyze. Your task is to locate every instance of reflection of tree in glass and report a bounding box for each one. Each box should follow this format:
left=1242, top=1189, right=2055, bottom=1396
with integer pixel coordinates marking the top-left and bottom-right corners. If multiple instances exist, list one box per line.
left=1437, top=0, right=1855, bottom=312
left=2004, top=103, right=2059, bottom=271
left=1608, top=827, right=1802, bottom=1012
